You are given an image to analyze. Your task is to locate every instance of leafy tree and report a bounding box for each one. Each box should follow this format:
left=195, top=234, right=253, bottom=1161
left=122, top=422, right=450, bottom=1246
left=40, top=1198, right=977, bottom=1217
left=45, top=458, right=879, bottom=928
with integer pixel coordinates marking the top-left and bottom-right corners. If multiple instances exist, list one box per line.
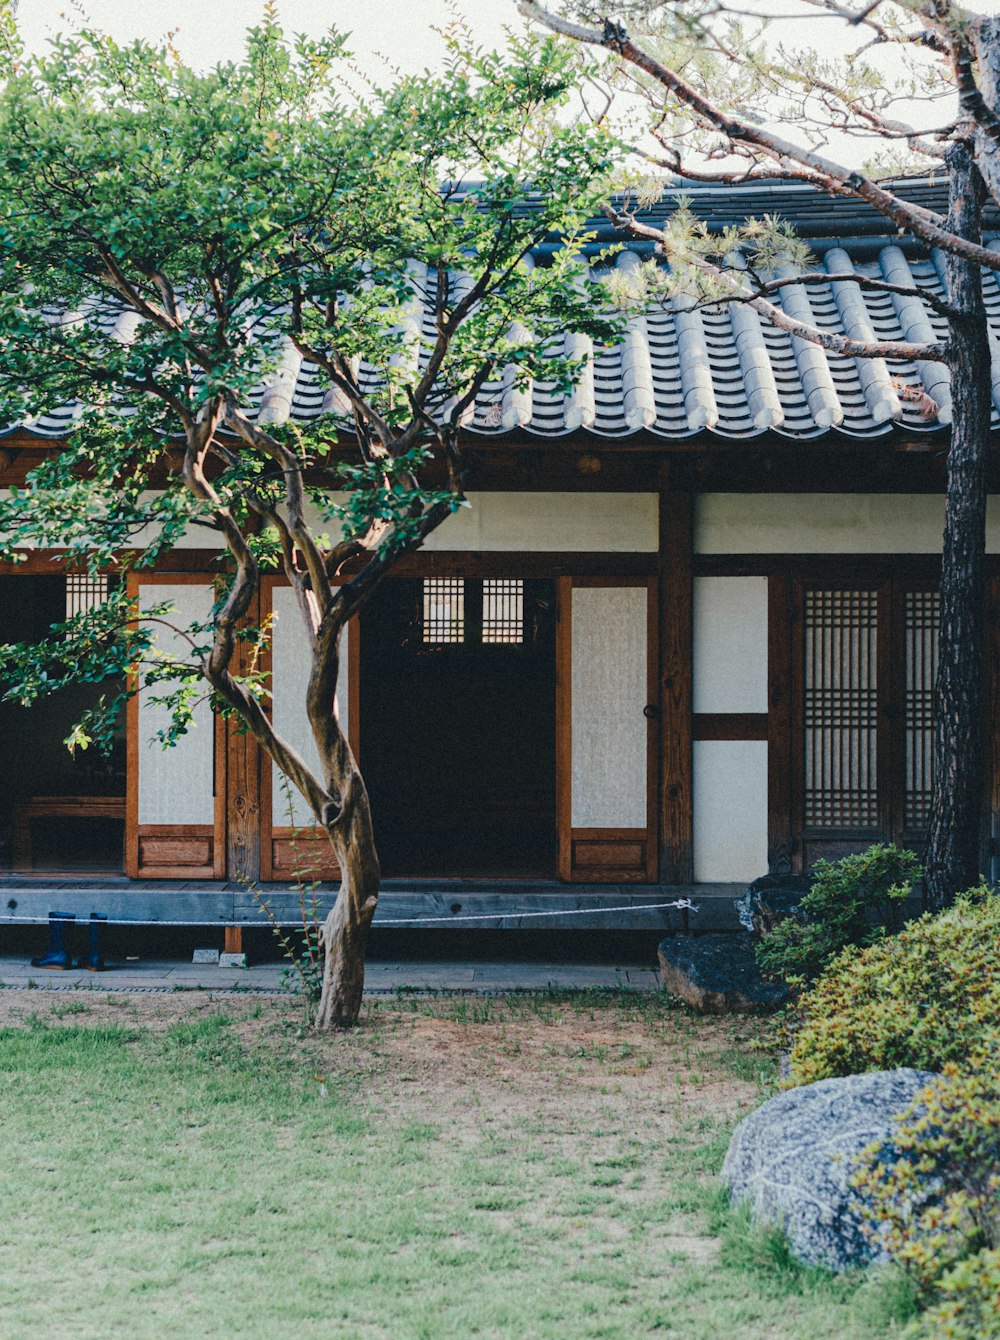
left=522, top=0, right=1000, bottom=910
left=0, top=17, right=622, bottom=1026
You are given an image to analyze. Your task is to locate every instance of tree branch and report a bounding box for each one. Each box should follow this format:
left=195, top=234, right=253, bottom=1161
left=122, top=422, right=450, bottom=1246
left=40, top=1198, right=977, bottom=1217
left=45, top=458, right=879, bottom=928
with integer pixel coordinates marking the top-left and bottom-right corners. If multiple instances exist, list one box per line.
left=603, top=204, right=949, bottom=361
left=520, top=1, right=1000, bottom=275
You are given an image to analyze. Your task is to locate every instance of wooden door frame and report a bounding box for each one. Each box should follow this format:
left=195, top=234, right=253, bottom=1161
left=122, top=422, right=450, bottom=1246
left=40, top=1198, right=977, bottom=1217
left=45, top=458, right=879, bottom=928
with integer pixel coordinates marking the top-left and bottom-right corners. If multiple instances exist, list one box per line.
left=556, top=575, right=659, bottom=884
left=125, top=572, right=226, bottom=879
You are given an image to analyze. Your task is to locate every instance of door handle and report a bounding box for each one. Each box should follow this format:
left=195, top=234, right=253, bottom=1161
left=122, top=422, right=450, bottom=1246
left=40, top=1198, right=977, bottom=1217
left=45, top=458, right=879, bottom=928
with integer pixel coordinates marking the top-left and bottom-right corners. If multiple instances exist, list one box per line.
left=643, top=704, right=660, bottom=720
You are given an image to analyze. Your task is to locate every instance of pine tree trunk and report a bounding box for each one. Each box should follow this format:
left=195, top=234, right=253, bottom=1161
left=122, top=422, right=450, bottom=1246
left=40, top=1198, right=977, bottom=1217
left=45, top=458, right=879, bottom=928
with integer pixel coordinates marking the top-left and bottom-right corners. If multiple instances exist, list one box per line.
left=925, top=140, right=992, bottom=911
left=314, top=782, right=380, bottom=1029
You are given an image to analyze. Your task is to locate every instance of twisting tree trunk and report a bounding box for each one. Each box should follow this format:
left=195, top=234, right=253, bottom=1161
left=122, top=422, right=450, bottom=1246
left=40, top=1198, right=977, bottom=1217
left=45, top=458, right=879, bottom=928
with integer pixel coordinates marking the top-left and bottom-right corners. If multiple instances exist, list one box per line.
left=308, top=628, right=381, bottom=1030
left=316, top=776, right=380, bottom=1029
left=925, top=137, right=992, bottom=910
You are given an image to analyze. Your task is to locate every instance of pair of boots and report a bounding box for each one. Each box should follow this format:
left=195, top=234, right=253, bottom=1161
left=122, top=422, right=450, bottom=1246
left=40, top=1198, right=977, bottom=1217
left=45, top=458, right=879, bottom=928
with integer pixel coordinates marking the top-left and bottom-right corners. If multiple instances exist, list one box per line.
left=31, top=912, right=107, bottom=972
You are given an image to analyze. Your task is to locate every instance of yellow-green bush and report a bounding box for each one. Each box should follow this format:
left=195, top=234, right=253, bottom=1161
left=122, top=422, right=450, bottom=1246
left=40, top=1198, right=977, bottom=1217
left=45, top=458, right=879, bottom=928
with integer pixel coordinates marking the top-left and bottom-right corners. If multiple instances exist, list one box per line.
left=903, top=1248, right=1000, bottom=1338
left=787, top=885, right=1000, bottom=1086
left=852, top=1062, right=1000, bottom=1297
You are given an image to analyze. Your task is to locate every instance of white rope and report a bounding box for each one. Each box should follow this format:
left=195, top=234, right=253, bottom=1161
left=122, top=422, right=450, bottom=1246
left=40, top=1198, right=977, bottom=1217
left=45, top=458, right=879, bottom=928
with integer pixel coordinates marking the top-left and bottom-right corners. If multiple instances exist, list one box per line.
left=0, top=899, right=697, bottom=929
left=376, top=900, right=697, bottom=926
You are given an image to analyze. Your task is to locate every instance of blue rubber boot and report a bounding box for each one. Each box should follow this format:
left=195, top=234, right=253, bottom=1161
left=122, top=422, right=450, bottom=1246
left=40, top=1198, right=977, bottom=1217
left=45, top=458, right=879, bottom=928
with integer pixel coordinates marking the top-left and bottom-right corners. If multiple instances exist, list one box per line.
left=31, top=911, right=75, bottom=970
left=84, top=913, right=107, bottom=972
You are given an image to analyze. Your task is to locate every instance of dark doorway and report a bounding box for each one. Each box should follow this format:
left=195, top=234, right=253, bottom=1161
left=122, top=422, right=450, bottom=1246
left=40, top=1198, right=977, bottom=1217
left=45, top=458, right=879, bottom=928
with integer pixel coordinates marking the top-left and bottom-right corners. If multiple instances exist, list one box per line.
left=0, top=574, right=126, bottom=873
left=360, top=577, right=556, bottom=877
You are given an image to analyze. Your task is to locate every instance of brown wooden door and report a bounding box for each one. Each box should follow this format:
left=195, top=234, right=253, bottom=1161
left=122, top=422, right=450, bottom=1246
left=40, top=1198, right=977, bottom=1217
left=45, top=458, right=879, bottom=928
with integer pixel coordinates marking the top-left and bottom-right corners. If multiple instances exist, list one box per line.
left=791, top=579, right=940, bottom=869
left=126, top=573, right=226, bottom=879
left=556, top=576, right=658, bottom=883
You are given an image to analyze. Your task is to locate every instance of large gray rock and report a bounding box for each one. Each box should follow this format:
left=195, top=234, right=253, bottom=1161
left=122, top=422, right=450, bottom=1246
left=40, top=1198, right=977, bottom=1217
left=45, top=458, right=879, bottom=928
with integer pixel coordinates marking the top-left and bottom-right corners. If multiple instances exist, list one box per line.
left=721, top=1068, right=937, bottom=1271
left=658, top=933, right=789, bottom=1013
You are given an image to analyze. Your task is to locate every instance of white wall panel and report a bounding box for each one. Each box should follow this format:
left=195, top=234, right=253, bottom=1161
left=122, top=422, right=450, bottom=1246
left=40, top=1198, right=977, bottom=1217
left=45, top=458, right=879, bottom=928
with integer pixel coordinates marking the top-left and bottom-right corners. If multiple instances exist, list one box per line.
left=693, top=740, right=768, bottom=882
left=423, top=492, right=658, bottom=552
left=137, top=583, right=216, bottom=825
left=696, top=493, right=1000, bottom=554
left=270, top=586, right=350, bottom=826
left=8, top=490, right=659, bottom=555
left=571, top=586, right=647, bottom=828
left=692, top=577, right=768, bottom=713
left=130, top=492, right=227, bottom=550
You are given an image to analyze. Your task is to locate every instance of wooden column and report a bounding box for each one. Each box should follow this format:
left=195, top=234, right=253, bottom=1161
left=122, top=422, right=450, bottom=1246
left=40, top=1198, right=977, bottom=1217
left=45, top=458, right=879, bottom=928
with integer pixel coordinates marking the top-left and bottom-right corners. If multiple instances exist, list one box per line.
left=767, top=574, right=794, bottom=873
left=658, top=468, right=693, bottom=884
left=226, top=596, right=262, bottom=886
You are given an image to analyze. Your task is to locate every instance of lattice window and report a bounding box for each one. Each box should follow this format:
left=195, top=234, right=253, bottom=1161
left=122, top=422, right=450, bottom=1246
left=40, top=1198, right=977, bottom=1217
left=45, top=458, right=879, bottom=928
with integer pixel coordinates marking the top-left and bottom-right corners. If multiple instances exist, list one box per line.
left=803, top=589, right=879, bottom=829
left=65, top=573, right=109, bottom=621
left=422, top=578, right=465, bottom=643
left=905, top=591, right=940, bottom=830
left=482, top=579, right=524, bottom=644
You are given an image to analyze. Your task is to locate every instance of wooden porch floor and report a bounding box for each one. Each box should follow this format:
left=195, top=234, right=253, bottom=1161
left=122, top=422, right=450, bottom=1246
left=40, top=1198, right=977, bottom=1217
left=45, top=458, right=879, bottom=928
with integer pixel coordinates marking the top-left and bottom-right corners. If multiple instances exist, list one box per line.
left=0, top=876, right=747, bottom=931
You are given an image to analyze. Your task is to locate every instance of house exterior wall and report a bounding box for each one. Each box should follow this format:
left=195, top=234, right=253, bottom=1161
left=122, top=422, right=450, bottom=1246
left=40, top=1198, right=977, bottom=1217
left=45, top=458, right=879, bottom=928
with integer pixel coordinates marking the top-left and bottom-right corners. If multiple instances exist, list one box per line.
left=5, top=484, right=995, bottom=892
left=696, top=492, right=1000, bottom=553
left=690, top=491, right=999, bottom=886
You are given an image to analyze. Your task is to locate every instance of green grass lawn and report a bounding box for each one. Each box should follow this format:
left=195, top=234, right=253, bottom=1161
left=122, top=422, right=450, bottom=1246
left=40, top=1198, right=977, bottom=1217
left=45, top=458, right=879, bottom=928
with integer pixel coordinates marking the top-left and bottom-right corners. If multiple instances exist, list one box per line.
left=0, top=989, right=916, bottom=1340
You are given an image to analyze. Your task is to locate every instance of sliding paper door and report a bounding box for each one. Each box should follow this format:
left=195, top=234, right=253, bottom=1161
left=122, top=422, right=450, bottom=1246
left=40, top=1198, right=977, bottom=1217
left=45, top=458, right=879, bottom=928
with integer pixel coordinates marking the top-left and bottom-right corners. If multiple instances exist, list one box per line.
left=557, top=577, right=657, bottom=882
left=260, top=578, right=359, bottom=880
left=126, top=575, right=225, bottom=878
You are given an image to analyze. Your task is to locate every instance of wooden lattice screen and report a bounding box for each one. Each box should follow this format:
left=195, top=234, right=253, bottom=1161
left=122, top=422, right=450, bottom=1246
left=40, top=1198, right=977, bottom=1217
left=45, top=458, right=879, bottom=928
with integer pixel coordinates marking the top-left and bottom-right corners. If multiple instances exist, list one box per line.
left=422, top=578, right=465, bottom=643
left=482, top=579, right=524, bottom=644
left=803, top=589, right=879, bottom=830
left=65, top=573, right=109, bottom=620
left=797, top=582, right=941, bottom=859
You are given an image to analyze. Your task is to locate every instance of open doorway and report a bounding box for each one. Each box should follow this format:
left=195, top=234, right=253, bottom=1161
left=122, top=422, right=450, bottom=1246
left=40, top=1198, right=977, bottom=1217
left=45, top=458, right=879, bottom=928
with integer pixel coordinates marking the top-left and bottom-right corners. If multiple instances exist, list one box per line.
left=360, top=576, right=557, bottom=878
left=0, top=574, right=126, bottom=874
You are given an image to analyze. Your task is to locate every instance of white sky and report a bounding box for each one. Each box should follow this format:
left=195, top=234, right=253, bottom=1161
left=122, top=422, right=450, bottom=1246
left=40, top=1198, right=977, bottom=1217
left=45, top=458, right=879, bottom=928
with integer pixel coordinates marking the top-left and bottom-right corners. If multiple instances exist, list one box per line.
left=14, top=0, right=1000, bottom=171
left=17, top=1, right=516, bottom=76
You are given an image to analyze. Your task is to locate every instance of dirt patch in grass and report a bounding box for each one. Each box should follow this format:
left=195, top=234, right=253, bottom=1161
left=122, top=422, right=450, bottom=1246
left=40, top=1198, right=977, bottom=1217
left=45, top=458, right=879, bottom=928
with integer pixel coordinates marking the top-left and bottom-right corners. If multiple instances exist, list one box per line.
left=314, top=999, right=766, bottom=1135
left=0, top=987, right=766, bottom=1134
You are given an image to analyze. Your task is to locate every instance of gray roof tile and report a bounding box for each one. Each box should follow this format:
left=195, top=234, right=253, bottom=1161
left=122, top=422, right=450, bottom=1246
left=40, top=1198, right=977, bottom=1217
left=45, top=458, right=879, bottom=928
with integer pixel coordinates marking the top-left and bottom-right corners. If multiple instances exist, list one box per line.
left=4, top=178, right=997, bottom=445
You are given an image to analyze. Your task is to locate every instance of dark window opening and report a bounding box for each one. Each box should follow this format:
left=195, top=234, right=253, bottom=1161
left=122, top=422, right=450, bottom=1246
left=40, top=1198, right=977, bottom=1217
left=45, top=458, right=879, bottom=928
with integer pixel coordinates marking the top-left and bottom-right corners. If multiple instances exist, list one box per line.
left=362, top=577, right=556, bottom=878
left=0, top=574, right=125, bottom=873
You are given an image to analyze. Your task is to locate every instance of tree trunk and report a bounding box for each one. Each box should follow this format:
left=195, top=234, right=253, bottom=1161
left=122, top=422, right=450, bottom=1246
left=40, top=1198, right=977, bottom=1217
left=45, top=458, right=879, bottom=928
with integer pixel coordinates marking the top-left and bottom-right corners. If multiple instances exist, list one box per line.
left=314, top=780, right=380, bottom=1029
left=925, top=140, right=992, bottom=911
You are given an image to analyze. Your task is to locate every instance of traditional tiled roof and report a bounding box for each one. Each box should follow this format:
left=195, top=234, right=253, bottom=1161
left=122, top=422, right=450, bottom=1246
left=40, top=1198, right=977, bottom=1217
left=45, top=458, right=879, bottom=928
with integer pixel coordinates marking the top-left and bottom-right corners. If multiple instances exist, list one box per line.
left=6, top=177, right=1000, bottom=445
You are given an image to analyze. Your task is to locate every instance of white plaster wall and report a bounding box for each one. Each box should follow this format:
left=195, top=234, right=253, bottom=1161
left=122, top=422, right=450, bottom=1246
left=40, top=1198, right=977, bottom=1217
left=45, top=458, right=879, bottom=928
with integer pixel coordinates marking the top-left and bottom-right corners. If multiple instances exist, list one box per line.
left=6, top=489, right=659, bottom=554
left=0, top=490, right=228, bottom=550
left=130, top=492, right=226, bottom=550
left=696, top=493, right=1000, bottom=554
left=693, top=740, right=768, bottom=882
left=137, top=583, right=216, bottom=825
left=692, top=576, right=768, bottom=713
left=423, top=492, right=658, bottom=552
left=300, top=492, right=658, bottom=552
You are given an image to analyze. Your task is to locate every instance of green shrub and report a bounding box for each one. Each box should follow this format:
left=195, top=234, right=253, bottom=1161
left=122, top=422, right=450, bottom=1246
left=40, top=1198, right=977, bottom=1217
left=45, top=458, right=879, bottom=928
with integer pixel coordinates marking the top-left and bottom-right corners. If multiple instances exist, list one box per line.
left=905, top=1248, right=1000, bottom=1338
left=852, top=1062, right=1000, bottom=1298
left=787, top=884, right=1000, bottom=1085
left=756, top=844, right=920, bottom=986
